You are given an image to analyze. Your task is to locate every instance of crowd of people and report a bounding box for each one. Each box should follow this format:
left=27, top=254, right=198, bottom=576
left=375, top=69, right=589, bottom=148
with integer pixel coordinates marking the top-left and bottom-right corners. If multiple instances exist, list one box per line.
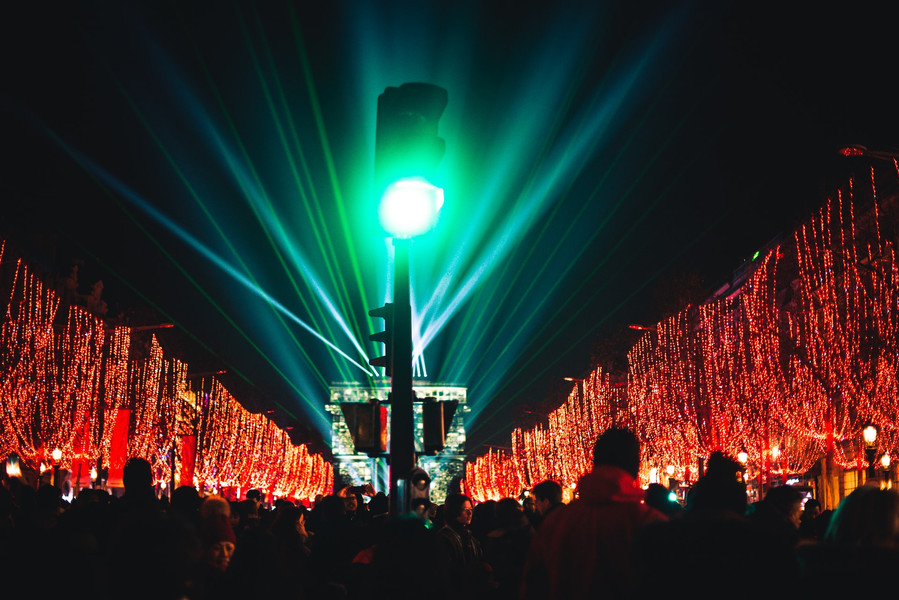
left=2, top=429, right=899, bottom=599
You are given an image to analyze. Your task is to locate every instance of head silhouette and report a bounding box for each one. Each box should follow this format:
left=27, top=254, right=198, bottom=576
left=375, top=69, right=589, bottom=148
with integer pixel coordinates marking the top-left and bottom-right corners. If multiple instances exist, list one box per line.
left=592, top=427, right=640, bottom=478
left=825, top=486, right=899, bottom=548
left=686, top=451, right=746, bottom=515
left=122, top=457, right=154, bottom=494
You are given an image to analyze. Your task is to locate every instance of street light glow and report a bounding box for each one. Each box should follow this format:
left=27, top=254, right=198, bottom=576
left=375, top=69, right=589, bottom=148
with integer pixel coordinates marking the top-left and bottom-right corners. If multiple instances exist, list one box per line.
left=378, top=178, right=444, bottom=239
left=863, top=425, right=878, bottom=445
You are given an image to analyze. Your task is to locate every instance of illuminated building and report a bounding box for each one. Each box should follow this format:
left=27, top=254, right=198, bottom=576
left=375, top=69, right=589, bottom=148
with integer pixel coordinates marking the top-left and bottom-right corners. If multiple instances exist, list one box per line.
left=327, top=381, right=468, bottom=504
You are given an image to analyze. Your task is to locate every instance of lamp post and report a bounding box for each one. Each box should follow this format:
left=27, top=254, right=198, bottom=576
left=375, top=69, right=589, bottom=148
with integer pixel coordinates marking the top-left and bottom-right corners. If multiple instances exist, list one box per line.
left=881, top=453, right=891, bottom=489
left=863, top=425, right=878, bottom=482
left=5, top=453, right=22, bottom=479
left=771, top=445, right=781, bottom=486
left=51, top=447, right=62, bottom=489
left=666, top=464, right=678, bottom=492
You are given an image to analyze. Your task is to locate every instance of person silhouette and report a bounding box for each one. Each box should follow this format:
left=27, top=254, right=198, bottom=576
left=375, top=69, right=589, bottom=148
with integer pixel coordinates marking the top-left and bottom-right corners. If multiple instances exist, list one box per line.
left=521, top=428, right=666, bottom=599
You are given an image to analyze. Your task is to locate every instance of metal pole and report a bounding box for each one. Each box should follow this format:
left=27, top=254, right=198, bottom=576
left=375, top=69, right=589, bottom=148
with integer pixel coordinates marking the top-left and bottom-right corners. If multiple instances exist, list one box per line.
left=389, top=238, right=414, bottom=517
left=170, top=447, right=177, bottom=498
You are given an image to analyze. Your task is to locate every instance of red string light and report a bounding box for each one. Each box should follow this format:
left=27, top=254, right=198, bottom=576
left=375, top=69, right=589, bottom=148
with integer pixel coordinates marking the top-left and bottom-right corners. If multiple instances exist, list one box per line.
left=466, top=166, right=899, bottom=499
left=0, top=242, right=331, bottom=500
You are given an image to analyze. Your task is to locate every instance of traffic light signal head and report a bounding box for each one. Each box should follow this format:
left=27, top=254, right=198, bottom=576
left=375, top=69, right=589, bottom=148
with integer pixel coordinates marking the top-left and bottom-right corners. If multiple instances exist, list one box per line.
left=378, top=179, right=444, bottom=239
left=369, top=303, right=394, bottom=376
left=375, top=82, right=448, bottom=238
left=421, top=397, right=458, bottom=455
left=340, top=399, right=388, bottom=457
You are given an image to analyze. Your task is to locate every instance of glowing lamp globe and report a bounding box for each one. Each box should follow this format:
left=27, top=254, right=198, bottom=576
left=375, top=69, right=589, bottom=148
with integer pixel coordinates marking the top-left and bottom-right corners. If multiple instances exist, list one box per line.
left=378, top=178, right=444, bottom=238
left=863, top=425, right=878, bottom=446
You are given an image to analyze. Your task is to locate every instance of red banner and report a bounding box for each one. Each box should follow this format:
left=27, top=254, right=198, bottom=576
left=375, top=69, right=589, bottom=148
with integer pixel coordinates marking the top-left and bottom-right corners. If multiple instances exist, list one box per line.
left=180, top=434, right=196, bottom=488
left=106, top=409, right=131, bottom=488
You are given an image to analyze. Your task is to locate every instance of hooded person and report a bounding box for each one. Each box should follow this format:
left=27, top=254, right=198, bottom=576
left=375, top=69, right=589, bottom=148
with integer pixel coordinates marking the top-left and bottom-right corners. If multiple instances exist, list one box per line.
left=521, top=428, right=666, bottom=599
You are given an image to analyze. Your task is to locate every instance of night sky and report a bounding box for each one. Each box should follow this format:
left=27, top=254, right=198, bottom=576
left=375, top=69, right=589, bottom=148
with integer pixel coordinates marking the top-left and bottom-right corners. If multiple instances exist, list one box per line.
left=2, top=1, right=897, bottom=455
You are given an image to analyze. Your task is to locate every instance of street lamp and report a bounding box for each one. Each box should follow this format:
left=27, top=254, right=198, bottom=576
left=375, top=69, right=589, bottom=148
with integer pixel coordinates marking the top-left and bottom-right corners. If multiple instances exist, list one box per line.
left=666, top=464, right=678, bottom=492
left=5, top=453, right=22, bottom=479
left=863, top=425, right=878, bottom=445
left=881, top=452, right=891, bottom=489
left=863, top=425, right=878, bottom=481
left=51, top=447, right=62, bottom=489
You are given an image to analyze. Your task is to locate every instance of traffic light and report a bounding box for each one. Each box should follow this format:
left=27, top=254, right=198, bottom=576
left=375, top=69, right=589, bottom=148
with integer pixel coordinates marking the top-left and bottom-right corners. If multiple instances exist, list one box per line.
left=369, top=303, right=394, bottom=376
left=421, top=397, right=458, bottom=455
left=375, top=82, right=448, bottom=238
left=340, top=399, right=388, bottom=457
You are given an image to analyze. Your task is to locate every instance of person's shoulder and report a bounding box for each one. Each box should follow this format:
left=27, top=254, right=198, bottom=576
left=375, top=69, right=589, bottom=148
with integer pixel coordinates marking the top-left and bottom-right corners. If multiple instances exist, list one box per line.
left=640, top=504, right=669, bottom=524
left=533, top=500, right=581, bottom=535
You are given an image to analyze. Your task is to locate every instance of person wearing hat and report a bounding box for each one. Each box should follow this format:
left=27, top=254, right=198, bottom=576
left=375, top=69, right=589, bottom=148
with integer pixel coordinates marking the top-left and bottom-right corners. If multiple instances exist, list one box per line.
left=202, top=513, right=237, bottom=572
left=199, top=495, right=238, bottom=573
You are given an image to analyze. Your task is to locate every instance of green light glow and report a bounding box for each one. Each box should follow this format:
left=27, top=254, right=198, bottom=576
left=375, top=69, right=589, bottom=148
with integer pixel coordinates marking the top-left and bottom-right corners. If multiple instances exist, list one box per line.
left=28, top=1, right=702, bottom=449
left=378, top=178, right=444, bottom=238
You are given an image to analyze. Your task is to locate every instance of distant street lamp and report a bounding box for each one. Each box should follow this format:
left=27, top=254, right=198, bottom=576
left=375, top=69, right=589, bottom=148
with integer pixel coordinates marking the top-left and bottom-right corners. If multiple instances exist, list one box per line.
left=666, top=464, right=677, bottom=492
left=863, top=425, right=878, bottom=481
left=51, top=447, right=62, bottom=489
left=863, top=425, right=878, bottom=445
left=5, top=453, right=22, bottom=479
left=881, top=453, right=892, bottom=488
